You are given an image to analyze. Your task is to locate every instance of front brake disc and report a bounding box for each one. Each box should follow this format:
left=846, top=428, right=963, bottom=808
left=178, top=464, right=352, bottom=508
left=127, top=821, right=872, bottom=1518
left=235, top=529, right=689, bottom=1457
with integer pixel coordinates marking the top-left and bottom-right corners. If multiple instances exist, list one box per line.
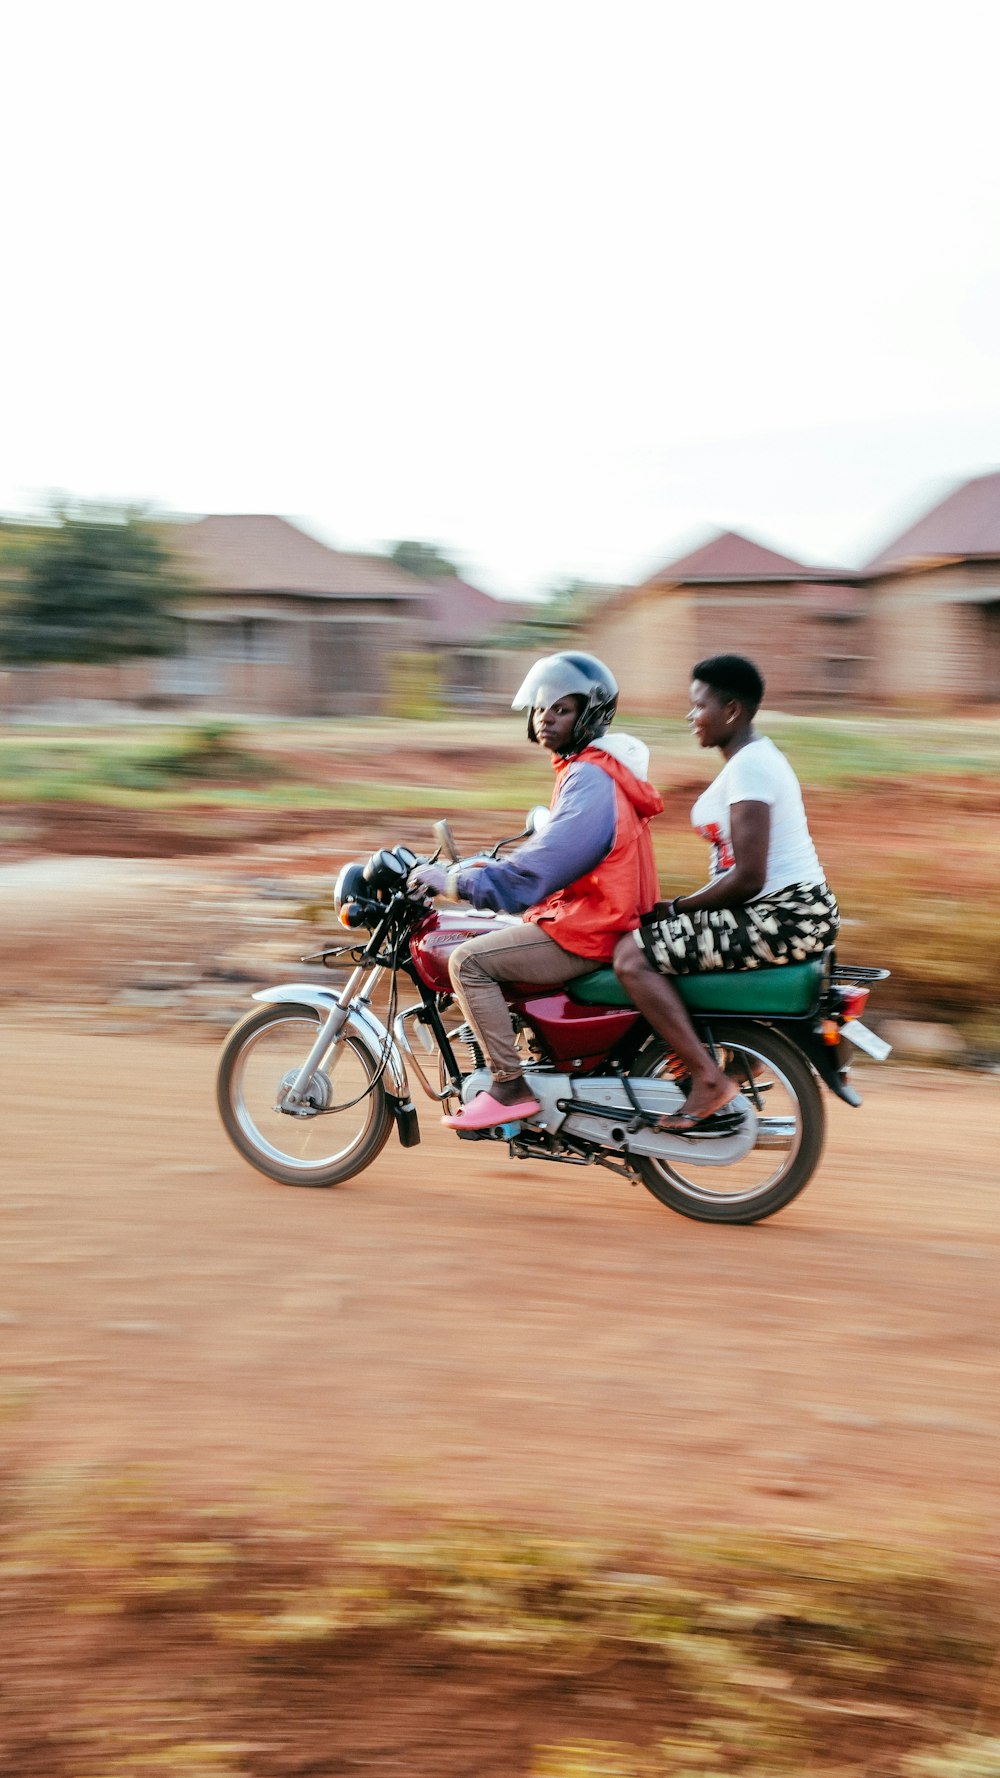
left=275, top=1068, right=332, bottom=1117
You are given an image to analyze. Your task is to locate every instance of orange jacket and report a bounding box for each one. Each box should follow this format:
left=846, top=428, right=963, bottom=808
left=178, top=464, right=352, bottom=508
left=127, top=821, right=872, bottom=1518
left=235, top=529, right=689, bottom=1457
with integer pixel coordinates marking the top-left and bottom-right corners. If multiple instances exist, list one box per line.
left=525, top=745, right=663, bottom=961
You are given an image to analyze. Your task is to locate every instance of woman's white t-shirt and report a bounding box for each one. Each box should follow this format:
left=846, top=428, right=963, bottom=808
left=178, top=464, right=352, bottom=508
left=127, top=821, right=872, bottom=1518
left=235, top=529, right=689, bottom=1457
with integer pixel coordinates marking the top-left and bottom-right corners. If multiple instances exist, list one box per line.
left=690, top=735, right=825, bottom=900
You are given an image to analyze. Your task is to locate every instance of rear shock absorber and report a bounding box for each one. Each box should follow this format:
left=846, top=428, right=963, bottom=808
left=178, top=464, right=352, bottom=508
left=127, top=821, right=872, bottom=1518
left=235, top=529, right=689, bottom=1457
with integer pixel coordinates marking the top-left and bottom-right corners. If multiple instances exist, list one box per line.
left=661, top=1049, right=689, bottom=1081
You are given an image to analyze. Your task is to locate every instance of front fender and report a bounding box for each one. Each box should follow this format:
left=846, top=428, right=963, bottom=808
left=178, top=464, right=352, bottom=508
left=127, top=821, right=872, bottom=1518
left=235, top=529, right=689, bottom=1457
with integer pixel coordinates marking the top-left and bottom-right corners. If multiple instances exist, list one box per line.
left=251, top=985, right=410, bottom=1101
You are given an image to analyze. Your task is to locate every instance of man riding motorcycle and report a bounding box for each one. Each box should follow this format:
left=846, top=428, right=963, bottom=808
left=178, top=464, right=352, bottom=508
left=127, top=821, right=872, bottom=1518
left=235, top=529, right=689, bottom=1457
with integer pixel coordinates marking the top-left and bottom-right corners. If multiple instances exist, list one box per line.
left=409, top=653, right=663, bottom=1131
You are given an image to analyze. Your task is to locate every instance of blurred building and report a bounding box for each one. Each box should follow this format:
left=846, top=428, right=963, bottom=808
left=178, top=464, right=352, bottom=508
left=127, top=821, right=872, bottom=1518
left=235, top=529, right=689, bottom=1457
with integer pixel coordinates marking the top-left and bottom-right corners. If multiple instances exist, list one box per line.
left=414, top=572, right=533, bottom=706
left=160, top=515, right=429, bottom=716
left=584, top=469, right=1000, bottom=711
left=1, top=514, right=529, bottom=718
left=3, top=475, right=998, bottom=717
left=585, top=531, right=868, bottom=713
left=862, top=469, right=1000, bottom=705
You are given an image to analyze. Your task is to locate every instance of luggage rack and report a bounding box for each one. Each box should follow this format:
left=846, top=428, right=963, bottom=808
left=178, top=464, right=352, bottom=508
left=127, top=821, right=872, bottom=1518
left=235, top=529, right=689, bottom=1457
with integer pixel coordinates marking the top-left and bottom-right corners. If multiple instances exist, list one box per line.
left=830, top=963, right=890, bottom=983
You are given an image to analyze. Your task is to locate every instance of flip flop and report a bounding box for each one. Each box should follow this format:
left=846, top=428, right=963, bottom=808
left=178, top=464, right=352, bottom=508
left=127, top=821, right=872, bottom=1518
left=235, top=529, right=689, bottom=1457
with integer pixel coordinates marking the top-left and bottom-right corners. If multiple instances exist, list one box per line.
left=442, top=1090, right=542, bottom=1131
left=658, top=1096, right=745, bottom=1137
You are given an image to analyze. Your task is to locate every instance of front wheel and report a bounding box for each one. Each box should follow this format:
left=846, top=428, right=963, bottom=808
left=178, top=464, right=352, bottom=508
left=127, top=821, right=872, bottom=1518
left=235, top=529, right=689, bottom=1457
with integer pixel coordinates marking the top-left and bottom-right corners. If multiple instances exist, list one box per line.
left=636, top=1020, right=825, bottom=1224
left=217, top=1002, right=395, bottom=1188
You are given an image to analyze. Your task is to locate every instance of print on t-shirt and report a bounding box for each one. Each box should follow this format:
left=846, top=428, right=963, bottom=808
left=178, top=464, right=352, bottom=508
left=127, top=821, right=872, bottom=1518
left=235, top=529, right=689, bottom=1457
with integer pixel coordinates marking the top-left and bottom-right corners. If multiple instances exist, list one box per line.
left=697, top=819, right=735, bottom=878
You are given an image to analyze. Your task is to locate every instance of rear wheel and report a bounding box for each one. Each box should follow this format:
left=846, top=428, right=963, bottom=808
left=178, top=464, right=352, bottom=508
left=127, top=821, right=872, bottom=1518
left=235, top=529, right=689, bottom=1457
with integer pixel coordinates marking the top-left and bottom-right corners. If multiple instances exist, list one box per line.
left=636, top=1020, right=825, bottom=1224
left=217, top=1002, right=394, bottom=1187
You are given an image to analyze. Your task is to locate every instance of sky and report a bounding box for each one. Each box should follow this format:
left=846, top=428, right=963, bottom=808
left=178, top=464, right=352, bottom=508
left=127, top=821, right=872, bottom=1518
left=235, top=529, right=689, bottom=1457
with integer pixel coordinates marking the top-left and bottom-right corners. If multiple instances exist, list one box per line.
left=3, top=1, right=1000, bottom=598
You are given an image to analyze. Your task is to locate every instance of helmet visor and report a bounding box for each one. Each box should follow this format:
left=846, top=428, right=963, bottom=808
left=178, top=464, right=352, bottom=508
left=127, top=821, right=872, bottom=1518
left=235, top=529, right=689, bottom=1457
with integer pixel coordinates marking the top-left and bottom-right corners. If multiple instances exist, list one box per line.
left=512, top=655, right=599, bottom=712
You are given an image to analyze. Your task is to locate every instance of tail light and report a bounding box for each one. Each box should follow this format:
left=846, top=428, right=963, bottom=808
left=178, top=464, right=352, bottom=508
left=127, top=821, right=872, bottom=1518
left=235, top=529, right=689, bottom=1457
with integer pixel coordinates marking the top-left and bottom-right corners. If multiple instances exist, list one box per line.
left=835, top=985, right=870, bottom=1022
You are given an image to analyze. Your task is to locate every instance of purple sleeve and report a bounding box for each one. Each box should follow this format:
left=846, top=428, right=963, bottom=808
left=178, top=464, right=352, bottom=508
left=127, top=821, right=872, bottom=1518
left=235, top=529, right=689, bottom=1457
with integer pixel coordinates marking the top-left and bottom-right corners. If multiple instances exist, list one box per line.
left=457, top=761, right=617, bottom=915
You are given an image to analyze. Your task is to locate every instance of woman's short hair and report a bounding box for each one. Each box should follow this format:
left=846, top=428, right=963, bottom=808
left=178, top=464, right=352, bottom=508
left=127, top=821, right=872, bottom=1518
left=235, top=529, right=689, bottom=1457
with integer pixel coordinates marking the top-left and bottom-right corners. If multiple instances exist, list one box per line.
left=692, top=654, right=765, bottom=717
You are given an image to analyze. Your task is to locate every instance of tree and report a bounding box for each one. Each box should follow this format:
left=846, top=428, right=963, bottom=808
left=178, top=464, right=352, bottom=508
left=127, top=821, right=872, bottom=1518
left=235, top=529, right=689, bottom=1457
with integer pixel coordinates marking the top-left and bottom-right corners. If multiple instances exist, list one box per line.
left=543, top=577, right=614, bottom=630
left=506, top=576, right=617, bottom=649
left=0, top=503, right=192, bottom=666
left=387, top=539, right=461, bottom=580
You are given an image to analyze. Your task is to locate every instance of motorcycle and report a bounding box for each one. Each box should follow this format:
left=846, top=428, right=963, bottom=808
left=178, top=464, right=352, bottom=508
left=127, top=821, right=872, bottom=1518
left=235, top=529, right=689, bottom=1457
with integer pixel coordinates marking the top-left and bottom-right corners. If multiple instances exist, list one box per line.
left=216, top=814, right=891, bottom=1224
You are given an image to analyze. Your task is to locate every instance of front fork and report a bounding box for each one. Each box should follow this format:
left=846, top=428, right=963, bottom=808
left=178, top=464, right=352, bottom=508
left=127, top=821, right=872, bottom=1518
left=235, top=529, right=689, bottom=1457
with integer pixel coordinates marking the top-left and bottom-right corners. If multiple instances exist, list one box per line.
left=282, top=961, right=377, bottom=1108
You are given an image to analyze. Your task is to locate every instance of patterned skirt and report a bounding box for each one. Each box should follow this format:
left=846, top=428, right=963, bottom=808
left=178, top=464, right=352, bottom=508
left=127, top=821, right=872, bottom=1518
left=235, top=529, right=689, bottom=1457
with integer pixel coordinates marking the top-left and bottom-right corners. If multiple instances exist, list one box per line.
left=636, top=881, right=840, bottom=975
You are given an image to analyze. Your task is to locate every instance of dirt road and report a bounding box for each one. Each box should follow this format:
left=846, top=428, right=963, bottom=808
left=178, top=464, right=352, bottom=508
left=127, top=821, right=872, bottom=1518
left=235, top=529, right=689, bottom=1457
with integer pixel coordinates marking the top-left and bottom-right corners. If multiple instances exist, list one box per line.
left=4, top=1022, right=998, bottom=1554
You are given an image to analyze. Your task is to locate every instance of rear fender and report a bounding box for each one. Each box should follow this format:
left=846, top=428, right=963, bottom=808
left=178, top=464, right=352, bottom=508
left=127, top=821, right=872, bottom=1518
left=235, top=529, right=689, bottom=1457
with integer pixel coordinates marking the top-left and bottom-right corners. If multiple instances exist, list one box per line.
left=251, top=985, right=411, bottom=1102
left=698, top=1010, right=862, bottom=1108
left=786, top=1022, right=863, bottom=1107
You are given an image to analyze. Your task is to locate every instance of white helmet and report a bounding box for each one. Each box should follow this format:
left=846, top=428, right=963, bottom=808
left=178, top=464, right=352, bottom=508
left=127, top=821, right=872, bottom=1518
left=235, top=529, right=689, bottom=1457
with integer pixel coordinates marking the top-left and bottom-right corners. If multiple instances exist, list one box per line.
left=512, top=652, right=619, bottom=752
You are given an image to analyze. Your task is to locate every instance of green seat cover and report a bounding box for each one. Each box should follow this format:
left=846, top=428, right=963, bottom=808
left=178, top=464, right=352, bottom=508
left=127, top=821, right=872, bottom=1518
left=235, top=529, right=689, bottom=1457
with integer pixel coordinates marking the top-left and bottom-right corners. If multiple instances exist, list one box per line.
left=569, top=957, right=824, bottom=1016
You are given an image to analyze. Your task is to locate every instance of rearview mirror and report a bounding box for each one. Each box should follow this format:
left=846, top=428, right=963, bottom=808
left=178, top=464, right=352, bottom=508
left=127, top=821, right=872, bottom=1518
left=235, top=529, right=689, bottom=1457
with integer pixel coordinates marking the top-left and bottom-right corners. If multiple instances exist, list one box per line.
left=433, top=818, right=459, bottom=862
left=525, top=805, right=551, bottom=836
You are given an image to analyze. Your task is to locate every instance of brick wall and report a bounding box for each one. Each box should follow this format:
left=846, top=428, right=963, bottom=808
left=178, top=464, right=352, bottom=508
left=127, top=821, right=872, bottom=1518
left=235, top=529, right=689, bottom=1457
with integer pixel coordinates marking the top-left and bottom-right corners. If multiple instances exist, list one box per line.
left=586, top=586, right=697, bottom=716
left=587, top=582, right=874, bottom=713
left=870, top=564, right=1000, bottom=704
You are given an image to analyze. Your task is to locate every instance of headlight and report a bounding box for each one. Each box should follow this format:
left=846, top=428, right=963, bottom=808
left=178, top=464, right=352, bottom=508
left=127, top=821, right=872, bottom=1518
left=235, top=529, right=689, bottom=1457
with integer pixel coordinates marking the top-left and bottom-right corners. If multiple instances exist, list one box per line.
left=333, top=861, right=369, bottom=923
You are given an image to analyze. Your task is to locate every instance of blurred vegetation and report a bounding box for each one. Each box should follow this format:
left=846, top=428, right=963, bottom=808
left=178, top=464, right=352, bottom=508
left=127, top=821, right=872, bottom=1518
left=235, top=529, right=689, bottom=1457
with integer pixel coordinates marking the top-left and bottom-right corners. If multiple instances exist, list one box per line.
left=752, top=710, right=1000, bottom=782
left=101, top=721, right=292, bottom=790
left=385, top=649, right=446, bottom=719
left=0, top=722, right=288, bottom=797
left=386, top=538, right=462, bottom=579
left=3, top=710, right=996, bottom=803
left=1, top=1478, right=998, bottom=1776
left=1, top=710, right=999, bottom=1046
left=506, top=576, right=620, bottom=649
left=0, top=500, right=195, bottom=665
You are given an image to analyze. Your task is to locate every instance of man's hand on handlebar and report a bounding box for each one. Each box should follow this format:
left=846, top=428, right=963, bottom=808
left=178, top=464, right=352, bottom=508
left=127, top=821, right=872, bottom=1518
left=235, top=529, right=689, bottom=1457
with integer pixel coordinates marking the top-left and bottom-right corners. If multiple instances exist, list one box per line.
left=408, top=863, right=449, bottom=899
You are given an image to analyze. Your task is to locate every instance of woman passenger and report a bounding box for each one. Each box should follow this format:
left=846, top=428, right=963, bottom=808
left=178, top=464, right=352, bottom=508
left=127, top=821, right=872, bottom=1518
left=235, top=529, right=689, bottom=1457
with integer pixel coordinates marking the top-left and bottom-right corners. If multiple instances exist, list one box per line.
left=613, top=654, right=839, bottom=1132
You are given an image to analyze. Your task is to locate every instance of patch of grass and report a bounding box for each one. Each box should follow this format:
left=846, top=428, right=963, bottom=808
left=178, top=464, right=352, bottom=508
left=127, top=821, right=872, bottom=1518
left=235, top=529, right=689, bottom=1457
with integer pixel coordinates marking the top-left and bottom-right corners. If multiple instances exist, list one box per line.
left=628, top=711, right=1000, bottom=788
left=754, top=713, right=1000, bottom=785
left=2, top=1478, right=998, bottom=1777
left=900, top=1742, right=996, bottom=1770
left=97, top=723, right=288, bottom=790
left=2, top=713, right=999, bottom=1045
left=3, top=712, right=998, bottom=805
left=0, top=724, right=290, bottom=801
left=904, top=1739, right=1000, bottom=1777
left=532, top=1745, right=657, bottom=1776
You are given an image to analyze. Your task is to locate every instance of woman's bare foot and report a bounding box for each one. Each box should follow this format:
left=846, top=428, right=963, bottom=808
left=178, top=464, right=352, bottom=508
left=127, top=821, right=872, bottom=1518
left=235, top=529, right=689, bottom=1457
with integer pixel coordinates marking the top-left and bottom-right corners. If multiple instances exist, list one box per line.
left=658, top=1078, right=742, bottom=1133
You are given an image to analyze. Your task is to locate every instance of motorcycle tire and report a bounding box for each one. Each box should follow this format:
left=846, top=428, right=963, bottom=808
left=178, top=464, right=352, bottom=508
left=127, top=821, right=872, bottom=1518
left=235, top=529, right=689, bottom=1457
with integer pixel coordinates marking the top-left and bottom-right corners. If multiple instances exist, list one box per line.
left=635, top=1019, right=825, bottom=1224
left=217, top=1001, right=395, bottom=1188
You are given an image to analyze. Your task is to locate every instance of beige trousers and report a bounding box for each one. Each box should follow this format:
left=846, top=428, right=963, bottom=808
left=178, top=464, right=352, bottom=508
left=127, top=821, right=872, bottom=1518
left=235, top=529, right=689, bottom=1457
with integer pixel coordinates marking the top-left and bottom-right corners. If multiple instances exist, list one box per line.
left=447, top=920, right=596, bottom=1082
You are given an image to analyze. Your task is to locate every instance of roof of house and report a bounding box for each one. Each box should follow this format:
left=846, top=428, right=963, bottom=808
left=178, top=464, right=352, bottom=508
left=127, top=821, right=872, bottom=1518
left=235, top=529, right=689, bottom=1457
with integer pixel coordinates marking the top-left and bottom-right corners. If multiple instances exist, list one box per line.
left=644, top=529, right=844, bottom=585
left=420, top=576, right=528, bottom=643
left=863, top=470, right=1000, bottom=573
left=167, top=515, right=428, bottom=602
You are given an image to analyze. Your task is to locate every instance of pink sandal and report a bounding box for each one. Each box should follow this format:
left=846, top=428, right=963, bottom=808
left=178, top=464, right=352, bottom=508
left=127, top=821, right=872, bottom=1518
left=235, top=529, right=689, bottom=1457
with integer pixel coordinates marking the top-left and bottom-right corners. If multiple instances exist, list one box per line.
left=442, top=1090, right=541, bottom=1131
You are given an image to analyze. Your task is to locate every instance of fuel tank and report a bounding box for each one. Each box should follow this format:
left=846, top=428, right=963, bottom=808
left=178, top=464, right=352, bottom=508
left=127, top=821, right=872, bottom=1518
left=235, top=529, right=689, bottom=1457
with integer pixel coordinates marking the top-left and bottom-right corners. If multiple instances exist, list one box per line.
left=409, top=907, right=518, bottom=992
